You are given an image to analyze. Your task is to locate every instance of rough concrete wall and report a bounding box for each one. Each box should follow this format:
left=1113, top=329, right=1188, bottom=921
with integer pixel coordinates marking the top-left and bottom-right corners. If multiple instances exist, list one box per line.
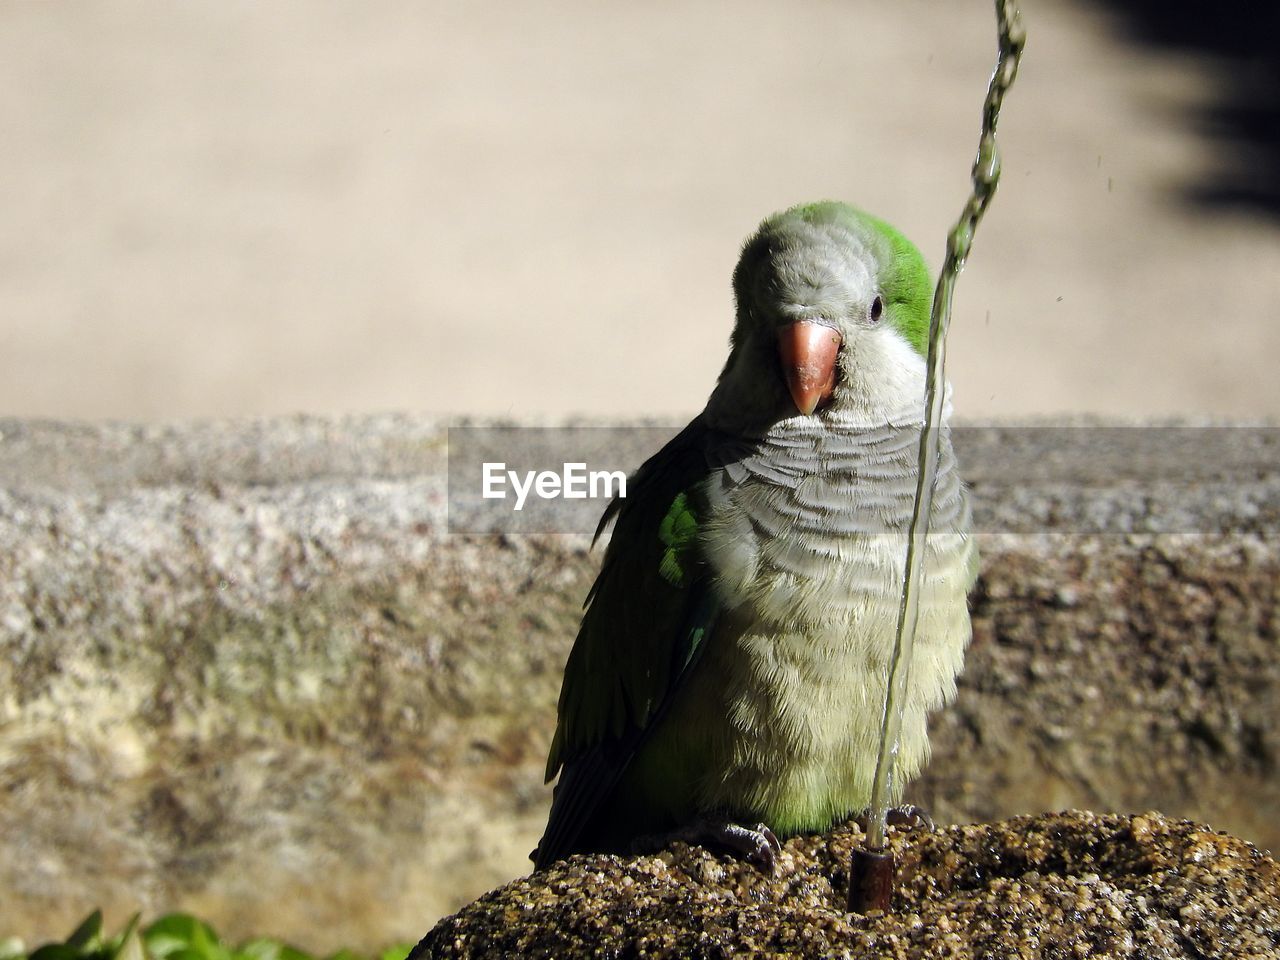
left=0, top=417, right=1275, bottom=948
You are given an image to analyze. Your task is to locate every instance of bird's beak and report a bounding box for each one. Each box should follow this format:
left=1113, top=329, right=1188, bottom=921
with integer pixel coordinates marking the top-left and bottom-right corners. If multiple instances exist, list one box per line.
left=777, top=320, right=841, bottom=416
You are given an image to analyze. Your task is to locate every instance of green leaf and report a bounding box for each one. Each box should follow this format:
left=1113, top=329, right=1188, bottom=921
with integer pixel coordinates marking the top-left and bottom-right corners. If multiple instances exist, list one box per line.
left=66, top=913, right=103, bottom=951
left=113, top=917, right=145, bottom=960
left=233, top=941, right=280, bottom=960
left=142, top=938, right=184, bottom=960
left=28, top=946, right=83, bottom=960
left=142, top=917, right=222, bottom=960
left=9, top=912, right=409, bottom=960
left=143, top=916, right=213, bottom=942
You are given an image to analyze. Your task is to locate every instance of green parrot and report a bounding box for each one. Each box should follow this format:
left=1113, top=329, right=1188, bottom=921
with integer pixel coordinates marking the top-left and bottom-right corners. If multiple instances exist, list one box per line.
left=533, top=201, right=977, bottom=870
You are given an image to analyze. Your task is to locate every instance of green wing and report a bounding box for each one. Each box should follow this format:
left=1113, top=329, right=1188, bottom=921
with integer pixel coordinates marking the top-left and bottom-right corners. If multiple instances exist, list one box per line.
left=534, top=419, right=724, bottom=867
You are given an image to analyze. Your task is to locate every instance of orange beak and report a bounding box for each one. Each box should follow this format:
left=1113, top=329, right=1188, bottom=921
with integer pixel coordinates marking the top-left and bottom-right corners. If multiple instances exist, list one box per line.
left=777, top=320, right=841, bottom=415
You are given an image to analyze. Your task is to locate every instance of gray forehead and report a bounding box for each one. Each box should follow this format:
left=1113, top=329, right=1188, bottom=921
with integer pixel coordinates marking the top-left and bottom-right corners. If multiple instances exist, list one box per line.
left=756, top=225, right=879, bottom=307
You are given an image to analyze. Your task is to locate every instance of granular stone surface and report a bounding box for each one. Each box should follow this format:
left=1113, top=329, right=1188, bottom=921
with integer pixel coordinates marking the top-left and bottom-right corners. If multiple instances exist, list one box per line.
left=410, top=810, right=1280, bottom=959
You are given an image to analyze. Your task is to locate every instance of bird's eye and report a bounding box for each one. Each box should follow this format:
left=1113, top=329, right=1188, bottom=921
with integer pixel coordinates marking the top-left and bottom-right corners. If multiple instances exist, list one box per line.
left=869, top=296, right=884, bottom=322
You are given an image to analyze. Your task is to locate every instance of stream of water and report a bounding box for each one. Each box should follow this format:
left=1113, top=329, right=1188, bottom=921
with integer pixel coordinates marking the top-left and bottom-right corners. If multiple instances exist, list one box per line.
left=863, top=0, right=1027, bottom=854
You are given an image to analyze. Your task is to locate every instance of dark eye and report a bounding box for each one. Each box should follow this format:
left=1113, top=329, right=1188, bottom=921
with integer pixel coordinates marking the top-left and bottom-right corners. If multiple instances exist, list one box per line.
left=869, top=296, right=884, bottom=322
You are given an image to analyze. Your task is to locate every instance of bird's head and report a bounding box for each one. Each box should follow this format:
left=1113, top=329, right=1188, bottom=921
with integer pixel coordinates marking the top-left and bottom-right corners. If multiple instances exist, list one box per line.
left=707, top=201, right=933, bottom=430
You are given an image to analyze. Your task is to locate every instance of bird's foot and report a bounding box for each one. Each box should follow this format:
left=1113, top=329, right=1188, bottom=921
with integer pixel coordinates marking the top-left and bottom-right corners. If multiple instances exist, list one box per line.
left=633, top=816, right=783, bottom=872
left=856, top=804, right=935, bottom=833
left=887, top=804, right=935, bottom=831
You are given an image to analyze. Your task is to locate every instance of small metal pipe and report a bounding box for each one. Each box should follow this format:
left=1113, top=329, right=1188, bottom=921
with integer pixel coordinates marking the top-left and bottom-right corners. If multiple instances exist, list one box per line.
left=847, top=846, right=896, bottom=913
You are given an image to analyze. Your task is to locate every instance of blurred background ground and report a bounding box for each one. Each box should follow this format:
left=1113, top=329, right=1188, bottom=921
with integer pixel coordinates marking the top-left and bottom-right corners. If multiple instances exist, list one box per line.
left=2, top=0, right=1278, bottom=424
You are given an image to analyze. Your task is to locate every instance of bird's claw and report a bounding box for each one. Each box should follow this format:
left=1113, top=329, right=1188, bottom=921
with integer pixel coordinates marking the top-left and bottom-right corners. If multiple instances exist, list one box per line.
left=856, top=804, right=936, bottom=833
left=633, top=817, right=783, bottom=873
left=714, top=820, right=782, bottom=872
left=886, top=804, right=935, bottom=831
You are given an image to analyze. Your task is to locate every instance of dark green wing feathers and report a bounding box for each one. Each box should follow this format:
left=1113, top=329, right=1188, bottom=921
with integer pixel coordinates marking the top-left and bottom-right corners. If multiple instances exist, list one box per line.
left=534, top=420, right=723, bottom=868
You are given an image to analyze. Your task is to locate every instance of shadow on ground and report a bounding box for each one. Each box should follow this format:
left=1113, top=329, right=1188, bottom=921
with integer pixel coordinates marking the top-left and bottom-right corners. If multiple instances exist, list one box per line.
left=1092, top=1, right=1280, bottom=218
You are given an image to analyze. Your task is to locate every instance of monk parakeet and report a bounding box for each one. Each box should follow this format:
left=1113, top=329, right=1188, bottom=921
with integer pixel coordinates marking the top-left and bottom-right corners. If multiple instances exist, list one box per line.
left=533, top=201, right=977, bottom=870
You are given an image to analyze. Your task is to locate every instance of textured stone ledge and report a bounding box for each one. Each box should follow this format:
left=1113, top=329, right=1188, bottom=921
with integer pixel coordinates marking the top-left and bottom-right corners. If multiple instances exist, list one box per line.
left=410, top=811, right=1280, bottom=959
left=0, top=416, right=1275, bottom=948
